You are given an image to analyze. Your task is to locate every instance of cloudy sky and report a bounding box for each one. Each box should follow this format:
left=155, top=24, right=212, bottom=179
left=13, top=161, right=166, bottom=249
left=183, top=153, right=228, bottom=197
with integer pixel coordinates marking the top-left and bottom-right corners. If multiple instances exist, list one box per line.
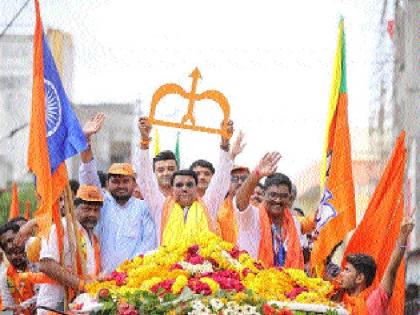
left=1, top=0, right=383, bottom=181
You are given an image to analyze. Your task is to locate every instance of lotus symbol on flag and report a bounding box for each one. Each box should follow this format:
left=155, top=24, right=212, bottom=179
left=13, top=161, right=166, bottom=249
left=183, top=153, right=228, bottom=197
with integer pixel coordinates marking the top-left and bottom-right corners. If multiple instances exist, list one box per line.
left=315, top=188, right=337, bottom=230
left=44, top=79, right=62, bottom=137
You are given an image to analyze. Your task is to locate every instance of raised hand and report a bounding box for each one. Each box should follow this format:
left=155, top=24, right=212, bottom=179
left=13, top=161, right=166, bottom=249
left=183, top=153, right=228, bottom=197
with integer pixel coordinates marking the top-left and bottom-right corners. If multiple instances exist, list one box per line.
left=400, top=216, right=415, bottom=242
left=138, top=117, right=152, bottom=141
left=83, top=113, right=105, bottom=141
left=255, top=152, right=282, bottom=178
left=230, top=131, right=246, bottom=160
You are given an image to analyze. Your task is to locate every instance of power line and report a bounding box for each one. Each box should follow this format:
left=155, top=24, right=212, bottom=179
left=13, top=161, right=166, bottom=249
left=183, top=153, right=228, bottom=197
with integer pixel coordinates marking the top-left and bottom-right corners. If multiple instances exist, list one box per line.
left=0, top=0, right=31, bottom=39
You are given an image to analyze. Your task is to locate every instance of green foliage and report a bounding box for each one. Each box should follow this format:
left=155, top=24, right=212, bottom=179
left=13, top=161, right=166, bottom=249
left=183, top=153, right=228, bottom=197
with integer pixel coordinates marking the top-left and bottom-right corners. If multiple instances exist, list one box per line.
left=0, top=182, right=37, bottom=225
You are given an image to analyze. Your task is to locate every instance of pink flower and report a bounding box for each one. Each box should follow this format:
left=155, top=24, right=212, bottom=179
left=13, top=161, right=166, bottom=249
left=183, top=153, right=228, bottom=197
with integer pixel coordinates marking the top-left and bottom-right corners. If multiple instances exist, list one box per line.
left=170, top=263, right=183, bottom=270
left=285, top=287, right=307, bottom=299
left=187, top=245, right=200, bottom=255
left=186, top=255, right=205, bottom=265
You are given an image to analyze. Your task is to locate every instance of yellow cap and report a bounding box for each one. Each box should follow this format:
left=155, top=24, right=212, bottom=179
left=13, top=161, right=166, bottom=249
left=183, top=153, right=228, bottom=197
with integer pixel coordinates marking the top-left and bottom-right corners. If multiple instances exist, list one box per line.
left=108, top=163, right=135, bottom=177
left=76, top=185, right=104, bottom=202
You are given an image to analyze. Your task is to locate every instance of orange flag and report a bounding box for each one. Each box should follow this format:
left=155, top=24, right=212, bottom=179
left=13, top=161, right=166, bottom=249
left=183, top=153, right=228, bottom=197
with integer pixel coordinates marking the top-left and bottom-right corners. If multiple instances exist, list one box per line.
left=24, top=200, right=31, bottom=220
left=28, top=0, right=87, bottom=238
left=27, top=0, right=64, bottom=238
left=310, top=19, right=356, bottom=271
left=9, top=182, right=20, bottom=219
left=343, top=131, right=407, bottom=314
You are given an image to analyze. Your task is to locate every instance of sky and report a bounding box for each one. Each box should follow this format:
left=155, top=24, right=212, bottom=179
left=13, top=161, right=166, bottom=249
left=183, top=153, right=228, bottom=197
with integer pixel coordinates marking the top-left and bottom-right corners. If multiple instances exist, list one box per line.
left=1, top=0, right=382, bottom=182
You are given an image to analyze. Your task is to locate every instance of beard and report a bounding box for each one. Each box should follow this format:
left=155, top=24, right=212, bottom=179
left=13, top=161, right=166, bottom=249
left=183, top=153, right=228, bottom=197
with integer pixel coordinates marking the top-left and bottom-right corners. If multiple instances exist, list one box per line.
left=80, top=217, right=98, bottom=230
left=110, top=191, right=131, bottom=203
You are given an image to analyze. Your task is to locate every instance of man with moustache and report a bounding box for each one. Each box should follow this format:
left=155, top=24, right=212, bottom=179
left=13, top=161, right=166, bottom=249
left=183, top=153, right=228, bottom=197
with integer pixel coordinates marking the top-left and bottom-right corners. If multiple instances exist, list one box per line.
left=78, top=113, right=157, bottom=273
left=136, top=117, right=233, bottom=245
left=234, top=153, right=305, bottom=269
left=37, top=185, right=104, bottom=313
left=0, top=222, right=37, bottom=314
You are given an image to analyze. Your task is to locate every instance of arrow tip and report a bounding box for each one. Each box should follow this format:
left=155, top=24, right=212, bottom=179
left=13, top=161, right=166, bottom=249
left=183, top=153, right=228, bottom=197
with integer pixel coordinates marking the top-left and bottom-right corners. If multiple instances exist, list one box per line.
left=189, top=67, right=202, bottom=80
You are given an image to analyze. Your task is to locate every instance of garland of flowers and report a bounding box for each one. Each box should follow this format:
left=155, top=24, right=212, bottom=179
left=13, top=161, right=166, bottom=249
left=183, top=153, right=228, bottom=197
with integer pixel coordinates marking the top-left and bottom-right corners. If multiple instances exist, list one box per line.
left=84, top=232, right=345, bottom=315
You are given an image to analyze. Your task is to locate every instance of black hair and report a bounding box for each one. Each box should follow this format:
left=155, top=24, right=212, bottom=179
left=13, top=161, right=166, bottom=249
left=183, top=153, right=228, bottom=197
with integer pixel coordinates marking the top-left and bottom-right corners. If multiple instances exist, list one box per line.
left=0, top=222, right=20, bottom=251
left=97, top=171, right=107, bottom=188
left=190, top=159, right=215, bottom=174
left=170, top=169, right=199, bottom=186
left=69, top=179, right=80, bottom=196
left=8, top=216, right=27, bottom=225
left=153, top=150, right=177, bottom=172
left=346, top=254, right=377, bottom=287
left=74, top=198, right=104, bottom=208
left=293, top=207, right=305, bottom=217
left=264, top=173, right=292, bottom=193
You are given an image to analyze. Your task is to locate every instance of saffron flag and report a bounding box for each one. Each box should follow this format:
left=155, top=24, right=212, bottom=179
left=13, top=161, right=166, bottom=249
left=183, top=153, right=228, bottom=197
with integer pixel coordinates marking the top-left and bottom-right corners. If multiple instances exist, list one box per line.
left=343, top=131, right=407, bottom=314
left=9, top=182, right=20, bottom=219
left=175, top=131, right=180, bottom=166
left=311, top=19, right=356, bottom=271
left=154, top=128, right=160, bottom=157
left=27, top=0, right=87, bottom=238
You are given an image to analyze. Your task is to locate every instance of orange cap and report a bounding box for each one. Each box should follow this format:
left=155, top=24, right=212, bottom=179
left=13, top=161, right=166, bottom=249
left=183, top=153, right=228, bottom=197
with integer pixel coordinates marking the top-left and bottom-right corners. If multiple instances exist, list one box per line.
left=76, top=185, right=104, bottom=202
left=108, top=163, right=135, bottom=177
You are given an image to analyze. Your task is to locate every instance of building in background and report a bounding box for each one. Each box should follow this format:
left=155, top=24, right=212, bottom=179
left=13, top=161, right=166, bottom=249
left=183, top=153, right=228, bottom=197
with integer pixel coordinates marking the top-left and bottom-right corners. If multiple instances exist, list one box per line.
left=0, top=29, right=74, bottom=189
left=367, top=0, right=419, bottom=300
left=295, top=128, right=379, bottom=222
left=69, top=102, right=138, bottom=179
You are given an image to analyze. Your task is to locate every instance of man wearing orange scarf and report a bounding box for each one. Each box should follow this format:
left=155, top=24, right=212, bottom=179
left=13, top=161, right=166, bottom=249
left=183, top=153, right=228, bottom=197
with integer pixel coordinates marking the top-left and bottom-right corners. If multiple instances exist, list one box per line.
left=217, top=165, right=250, bottom=244
left=37, top=185, right=103, bottom=314
left=0, top=222, right=37, bottom=314
left=234, top=152, right=304, bottom=269
left=136, top=117, right=234, bottom=246
left=339, top=216, right=414, bottom=315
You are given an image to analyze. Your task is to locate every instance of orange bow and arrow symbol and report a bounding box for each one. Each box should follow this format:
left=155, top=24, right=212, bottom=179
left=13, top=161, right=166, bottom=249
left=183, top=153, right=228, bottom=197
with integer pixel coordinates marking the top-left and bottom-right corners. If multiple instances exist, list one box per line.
left=149, top=68, right=232, bottom=139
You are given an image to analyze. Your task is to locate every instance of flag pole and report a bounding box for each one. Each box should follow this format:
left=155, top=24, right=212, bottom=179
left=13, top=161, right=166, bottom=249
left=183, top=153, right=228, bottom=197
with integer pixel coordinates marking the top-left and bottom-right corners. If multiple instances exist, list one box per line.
left=63, top=185, right=76, bottom=310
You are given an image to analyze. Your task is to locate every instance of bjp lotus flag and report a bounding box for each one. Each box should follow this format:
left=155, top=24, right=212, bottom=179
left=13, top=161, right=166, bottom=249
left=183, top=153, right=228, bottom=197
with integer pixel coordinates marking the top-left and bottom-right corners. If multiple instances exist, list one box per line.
left=310, top=19, right=356, bottom=271
left=27, top=0, right=87, bottom=237
left=9, top=182, right=20, bottom=219
left=343, top=131, right=407, bottom=314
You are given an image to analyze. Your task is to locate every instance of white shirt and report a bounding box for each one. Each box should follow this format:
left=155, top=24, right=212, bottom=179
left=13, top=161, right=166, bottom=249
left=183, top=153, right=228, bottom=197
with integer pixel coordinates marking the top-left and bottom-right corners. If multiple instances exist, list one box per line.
left=134, top=148, right=233, bottom=244
left=234, top=202, right=303, bottom=259
left=36, top=218, right=99, bottom=314
left=79, top=159, right=157, bottom=273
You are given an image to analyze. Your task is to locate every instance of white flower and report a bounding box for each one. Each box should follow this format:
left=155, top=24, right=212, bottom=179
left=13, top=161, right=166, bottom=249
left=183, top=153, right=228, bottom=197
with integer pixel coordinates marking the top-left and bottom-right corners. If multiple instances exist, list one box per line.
left=239, top=305, right=257, bottom=315
left=221, top=251, right=242, bottom=270
left=179, top=261, right=214, bottom=274
left=191, top=300, right=207, bottom=311
left=210, top=298, right=224, bottom=311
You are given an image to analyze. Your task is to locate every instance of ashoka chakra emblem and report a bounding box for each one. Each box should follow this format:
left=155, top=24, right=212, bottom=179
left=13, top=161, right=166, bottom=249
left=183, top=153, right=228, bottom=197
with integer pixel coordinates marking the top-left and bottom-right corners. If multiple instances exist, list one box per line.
left=44, top=79, right=62, bottom=137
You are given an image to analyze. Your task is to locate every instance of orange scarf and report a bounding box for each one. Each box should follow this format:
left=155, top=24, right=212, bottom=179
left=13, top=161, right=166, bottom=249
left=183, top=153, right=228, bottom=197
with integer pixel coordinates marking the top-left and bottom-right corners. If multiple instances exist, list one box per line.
left=6, top=265, right=35, bottom=314
left=76, top=227, right=101, bottom=278
left=217, top=196, right=238, bottom=244
left=342, top=290, right=369, bottom=315
left=257, top=203, right=304, bottom=269
left=160, top=197, right=218, bottom=243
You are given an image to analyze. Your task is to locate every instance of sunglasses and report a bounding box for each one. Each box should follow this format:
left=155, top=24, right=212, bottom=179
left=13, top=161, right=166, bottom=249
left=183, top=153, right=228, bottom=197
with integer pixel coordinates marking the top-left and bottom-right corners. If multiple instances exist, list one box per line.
left=175, top=181, right=195, bottom=188
left=231, top=175, right=248, bottom=183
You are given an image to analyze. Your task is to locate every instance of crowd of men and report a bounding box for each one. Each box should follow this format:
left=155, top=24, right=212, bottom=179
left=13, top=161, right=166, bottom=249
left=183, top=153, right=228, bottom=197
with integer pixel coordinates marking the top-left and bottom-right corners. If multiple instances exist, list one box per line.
left=0, top=113, right=414, bottom=315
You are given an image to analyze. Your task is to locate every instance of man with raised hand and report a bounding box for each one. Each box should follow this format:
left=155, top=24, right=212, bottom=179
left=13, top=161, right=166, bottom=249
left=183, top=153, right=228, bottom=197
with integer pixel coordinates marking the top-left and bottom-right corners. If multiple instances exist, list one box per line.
left=136, top=117, right=233, bottom=245
left=79, top=113, right=156, bottom=274
left=234, top=153, right=305, bottom=269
